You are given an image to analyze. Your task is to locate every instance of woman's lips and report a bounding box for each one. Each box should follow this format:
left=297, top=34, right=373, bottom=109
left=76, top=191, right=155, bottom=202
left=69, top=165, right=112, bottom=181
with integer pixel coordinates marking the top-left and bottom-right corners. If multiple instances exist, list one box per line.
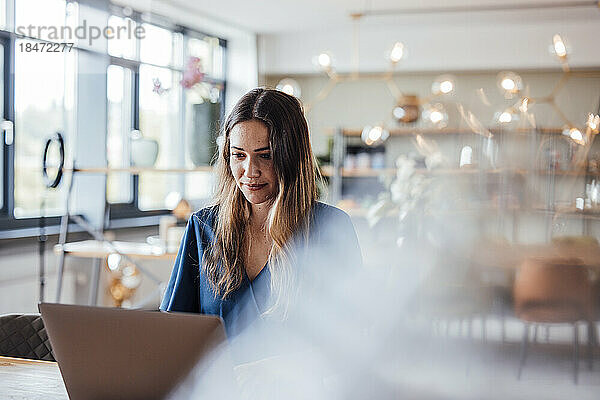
left=245, top=183, right=267, bottom=191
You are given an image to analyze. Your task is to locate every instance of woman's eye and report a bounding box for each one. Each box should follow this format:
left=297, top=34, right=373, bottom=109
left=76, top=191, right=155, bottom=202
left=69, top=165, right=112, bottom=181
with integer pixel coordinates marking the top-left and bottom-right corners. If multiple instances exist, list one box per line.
left=232, top=153, right=245, bottom=159
left=260, top=153, right=272, bottom=160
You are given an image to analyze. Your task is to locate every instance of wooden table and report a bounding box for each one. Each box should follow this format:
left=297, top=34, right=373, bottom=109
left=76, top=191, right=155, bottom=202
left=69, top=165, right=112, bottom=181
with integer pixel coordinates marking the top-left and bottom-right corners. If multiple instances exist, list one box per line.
left=0, top=356, right=68, bottom=400
left=470, top=241, right=600, bottom=271
left=53, top=240, right=177, bottom=307
left=54, top=240, right=177, bottom=261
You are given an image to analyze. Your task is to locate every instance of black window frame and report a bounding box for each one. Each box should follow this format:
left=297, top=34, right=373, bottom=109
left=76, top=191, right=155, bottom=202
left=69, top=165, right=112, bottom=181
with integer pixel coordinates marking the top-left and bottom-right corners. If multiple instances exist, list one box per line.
left=0, top=0, right=228, bottom=237
left=105, top=13, right=228, bottom=222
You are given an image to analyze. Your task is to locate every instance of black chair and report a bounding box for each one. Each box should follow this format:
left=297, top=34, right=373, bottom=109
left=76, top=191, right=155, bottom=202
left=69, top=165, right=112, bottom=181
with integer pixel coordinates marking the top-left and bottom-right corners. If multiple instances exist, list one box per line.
left=0, top=313, right=55, bottom=361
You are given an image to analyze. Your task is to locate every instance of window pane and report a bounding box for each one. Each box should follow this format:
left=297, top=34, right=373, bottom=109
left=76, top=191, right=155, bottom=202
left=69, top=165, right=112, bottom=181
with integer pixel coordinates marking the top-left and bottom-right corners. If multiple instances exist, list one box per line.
left=138, top=64, right=181, bottom=210
left=107, top=16, right=137, bottom=59
left=172, top=32, right=184, bottom=69
left=183, top=83, right=221, bottom=200
left=14, top=39, right=74, bottom=218
left=187, top=36, right=225, bottom=79
left=212, top=41, right=224, bottom=80
left=140, top=24, right=173, bottom=67
left=15, top=0, right=66, bottom=42
left=0, top=0, right=6, bottom=30
left=0, top=42, right=3, bottom=209
left=107, top=65, right=133, bottom=204
left=187, top=37, right=211, bottom=77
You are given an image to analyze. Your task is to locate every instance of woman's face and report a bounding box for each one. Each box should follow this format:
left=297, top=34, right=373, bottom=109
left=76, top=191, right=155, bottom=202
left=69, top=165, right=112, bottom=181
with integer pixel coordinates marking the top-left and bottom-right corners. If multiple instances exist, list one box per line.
left=229, top=119, right=278, bottom=206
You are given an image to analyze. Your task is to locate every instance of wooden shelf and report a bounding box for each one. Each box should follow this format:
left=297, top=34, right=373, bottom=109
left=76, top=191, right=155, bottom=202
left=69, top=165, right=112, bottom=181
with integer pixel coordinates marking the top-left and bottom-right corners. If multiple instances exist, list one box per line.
left=319, top=165, right=600, bottom=178
left=54, top=240, right=177, bottom=260
left=63, top=166, right=214, bottom=174
left=320, top=166, right=395, bottom=177
left=325, top=127, right=564, bottom=137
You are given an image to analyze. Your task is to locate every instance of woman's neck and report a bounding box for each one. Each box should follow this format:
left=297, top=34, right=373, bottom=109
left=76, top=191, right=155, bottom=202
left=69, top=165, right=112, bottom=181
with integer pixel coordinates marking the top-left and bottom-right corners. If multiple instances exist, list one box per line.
left=249, top=202, right=271, bottom=227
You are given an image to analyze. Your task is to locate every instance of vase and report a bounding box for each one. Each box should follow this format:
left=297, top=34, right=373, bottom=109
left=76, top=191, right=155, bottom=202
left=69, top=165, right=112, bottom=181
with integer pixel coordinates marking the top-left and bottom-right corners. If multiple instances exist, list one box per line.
left=130, top=136, right=159, bottom=167
left=188, top=102, right=221, bottom=166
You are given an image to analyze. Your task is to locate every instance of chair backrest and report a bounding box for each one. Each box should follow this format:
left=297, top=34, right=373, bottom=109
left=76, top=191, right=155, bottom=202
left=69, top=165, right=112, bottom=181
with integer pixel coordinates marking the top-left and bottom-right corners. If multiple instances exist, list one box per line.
left=0, top=313, right=55, bottom=361
left=514, top=257, right=593, bottom=320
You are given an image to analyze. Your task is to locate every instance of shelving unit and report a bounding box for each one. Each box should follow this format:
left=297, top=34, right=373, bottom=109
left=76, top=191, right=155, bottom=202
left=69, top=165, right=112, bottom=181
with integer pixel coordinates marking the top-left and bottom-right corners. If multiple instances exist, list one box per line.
left=323, top=126, right=600, bottom=241
left=65, top=166, right=214, bottom=174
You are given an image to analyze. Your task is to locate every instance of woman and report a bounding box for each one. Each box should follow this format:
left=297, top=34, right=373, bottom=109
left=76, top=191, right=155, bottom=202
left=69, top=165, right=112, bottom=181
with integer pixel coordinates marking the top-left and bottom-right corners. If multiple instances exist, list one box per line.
left=160, top=88, right=362, bottom=337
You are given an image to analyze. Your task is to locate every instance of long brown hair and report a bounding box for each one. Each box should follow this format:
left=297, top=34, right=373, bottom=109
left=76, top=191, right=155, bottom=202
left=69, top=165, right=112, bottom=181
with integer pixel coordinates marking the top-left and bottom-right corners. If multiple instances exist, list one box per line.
left=204, top=88, right=319, bottom=312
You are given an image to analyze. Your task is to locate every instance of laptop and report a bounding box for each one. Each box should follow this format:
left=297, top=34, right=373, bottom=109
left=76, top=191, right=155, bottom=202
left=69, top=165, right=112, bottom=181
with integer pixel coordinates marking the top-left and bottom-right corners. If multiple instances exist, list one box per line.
left=39, top=303, right=226, bottom=400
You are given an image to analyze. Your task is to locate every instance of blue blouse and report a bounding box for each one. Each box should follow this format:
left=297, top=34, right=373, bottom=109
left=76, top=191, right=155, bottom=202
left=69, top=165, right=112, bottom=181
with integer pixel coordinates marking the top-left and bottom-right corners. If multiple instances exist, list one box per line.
left=160, top=202, right=362, bottom=338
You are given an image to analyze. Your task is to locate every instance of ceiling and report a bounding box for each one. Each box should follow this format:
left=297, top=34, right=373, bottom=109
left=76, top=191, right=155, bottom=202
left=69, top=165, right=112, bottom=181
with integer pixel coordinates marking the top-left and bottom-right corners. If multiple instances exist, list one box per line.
left=156, top=0, right=598, bottom=34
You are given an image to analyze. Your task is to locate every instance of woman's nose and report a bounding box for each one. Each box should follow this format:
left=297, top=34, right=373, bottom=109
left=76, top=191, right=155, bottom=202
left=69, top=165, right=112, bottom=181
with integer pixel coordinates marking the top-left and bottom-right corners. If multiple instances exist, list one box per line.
left=244, top=157, right=261, bottom=178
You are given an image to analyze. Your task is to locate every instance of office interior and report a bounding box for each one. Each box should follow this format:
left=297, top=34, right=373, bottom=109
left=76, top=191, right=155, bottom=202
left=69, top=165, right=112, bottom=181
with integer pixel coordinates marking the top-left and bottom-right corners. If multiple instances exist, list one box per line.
left=1, top=0, right=600, bottom=398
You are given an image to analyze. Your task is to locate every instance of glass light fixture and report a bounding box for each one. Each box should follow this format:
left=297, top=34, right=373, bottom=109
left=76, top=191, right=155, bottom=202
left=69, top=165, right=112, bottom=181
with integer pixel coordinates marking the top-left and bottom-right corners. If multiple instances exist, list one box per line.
left=276, top=78, right=301, bottom=98
left=496, top=71, right=523, bottom=98
left=563, top=127, right=585, bottom=145
left=361, top=125, right=389, bottom=146
left=495, top=108, right=519, bottom=124
left=393, top=95, right=420, bottom=124
left=392, top=106, right=405, bottom=120
left=316, top=52, right=332, bottom=68
left=587, top=113, right=600, bottom=133
left=107, top=253, right=121, bottom=271
left=569, top=128, right=583, bottom=142
left=498, top=111, right=513, bottom=123
left=422, top=103, right=448, bottom=128
left=389, top=42, right=404, bottom=63
left=561, top=126, right=584, bottom=144
left=552, top=34, right=567, bottom=59
left=431, top=75, right=456, bottom=95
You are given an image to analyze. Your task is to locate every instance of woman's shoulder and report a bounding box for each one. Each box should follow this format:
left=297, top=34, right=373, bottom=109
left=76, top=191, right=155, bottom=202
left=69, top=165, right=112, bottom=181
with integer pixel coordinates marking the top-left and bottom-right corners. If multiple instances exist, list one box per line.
left=190, top=204, right=219, bottom=230
left=312, top=201, right=352, bottom=222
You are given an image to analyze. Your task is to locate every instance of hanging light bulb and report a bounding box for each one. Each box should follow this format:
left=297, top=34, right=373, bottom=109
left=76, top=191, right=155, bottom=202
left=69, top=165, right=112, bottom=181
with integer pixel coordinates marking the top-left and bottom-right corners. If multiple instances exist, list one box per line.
left=569, top=127, right=584, bottom=144
left=561, top=126, right=584, bottom=144
left=276, top=78, right=301, bottom=98
left=496, top=71, right=523, bottom=98
left=392, top=95, right=420, bottom=124
left=495, top=108, right=519, bottom=124
left=107, top=253, right=122, bottom=271
left=393, top=106, right=406, bottom=120
left=422, top=103, right=448, bottom=128
left=552, top=34, right=567, bottom=59
left=431, top=75, right=456, bottom=95
left=361, top=125, right=389, bottom=146
left=315, top=52, right=332, bottom=68
left=389, top=42, right=404, bottom=63
left=587, top=113, right=600, bottom=133
left=498, top=111, right=513, bottom=123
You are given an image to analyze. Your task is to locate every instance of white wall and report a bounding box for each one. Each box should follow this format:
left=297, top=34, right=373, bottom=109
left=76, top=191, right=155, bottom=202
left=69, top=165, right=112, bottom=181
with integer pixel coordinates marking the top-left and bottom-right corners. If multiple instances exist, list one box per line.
left=259, top=17, right=600, bottom=75
left=266, top=70, right=600, bottom=156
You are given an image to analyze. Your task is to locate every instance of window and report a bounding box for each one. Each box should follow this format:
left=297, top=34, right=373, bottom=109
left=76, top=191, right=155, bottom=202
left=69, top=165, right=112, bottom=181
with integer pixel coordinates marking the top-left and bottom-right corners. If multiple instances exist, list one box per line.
left=106, top=64, right=133, bottom=204
left=0, top=0, right=227, bottom=233
left=138, top=64, right=182, bottom=210
left=106, top=17, right=226, bottom=214
left=107, top=16, right=136, bottom=60
left=10, top=0, right=76, bottom=219
left=0, top=40, right=4, bottom=210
